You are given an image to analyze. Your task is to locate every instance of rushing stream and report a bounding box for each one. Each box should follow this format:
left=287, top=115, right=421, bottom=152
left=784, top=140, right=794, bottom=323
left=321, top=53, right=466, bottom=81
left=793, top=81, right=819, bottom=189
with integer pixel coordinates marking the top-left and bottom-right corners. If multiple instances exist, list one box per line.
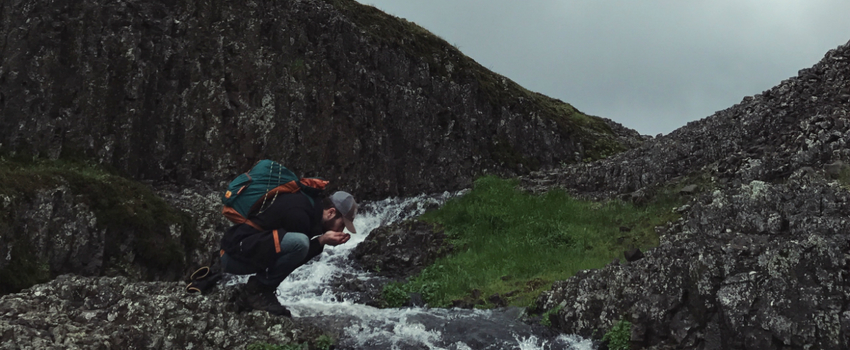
left=264, top=193, right=595, bottom=349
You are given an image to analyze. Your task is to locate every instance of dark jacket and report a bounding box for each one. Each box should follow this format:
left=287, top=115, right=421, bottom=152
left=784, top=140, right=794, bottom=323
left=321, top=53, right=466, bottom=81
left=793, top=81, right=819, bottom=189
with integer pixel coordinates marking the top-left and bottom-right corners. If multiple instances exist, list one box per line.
left=220, top=192, right=325, bottom=269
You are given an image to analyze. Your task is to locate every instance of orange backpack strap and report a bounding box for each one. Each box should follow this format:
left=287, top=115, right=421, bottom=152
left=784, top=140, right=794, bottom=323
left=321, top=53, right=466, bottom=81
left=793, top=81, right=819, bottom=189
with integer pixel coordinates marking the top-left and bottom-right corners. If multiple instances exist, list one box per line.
left=268, top=181, right=302, bottom=195
left=300, top=178, right=329, bottom=190
left=221, top=206, right=264, bottom=231
left=222, top=206, right=247, bottom=224
left=245, top=220, right=264, bottom=231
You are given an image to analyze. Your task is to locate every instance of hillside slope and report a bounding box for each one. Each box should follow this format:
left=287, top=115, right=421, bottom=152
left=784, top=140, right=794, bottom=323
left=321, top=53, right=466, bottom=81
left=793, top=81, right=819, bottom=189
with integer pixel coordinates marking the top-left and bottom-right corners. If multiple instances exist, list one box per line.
left=0, top=0, right=641, bottom=200
left=529, top=40, right=850, bottom=349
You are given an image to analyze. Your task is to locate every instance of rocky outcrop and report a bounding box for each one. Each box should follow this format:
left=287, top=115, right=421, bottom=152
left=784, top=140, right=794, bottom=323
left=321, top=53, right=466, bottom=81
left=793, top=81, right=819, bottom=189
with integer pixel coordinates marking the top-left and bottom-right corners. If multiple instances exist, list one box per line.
left=531, top=40, right=850, bottom=349
left=0, top=187, right=101, bottom=294
left=523, top=41, right=850, bottom=201
left=0, top=0, right=641, bottom=201
left=351, top=219, right=450, bottom=279
left=155, top=183, right=233, bottom=276
left=0, top=167, right=207, bottom=294
left=0, top=274, right=329, bottom=349
left=538, top=175, right=850, bottom=349
left=0, top=163, right=241, bottom=294
left=333, top=219, right=450, bottom=307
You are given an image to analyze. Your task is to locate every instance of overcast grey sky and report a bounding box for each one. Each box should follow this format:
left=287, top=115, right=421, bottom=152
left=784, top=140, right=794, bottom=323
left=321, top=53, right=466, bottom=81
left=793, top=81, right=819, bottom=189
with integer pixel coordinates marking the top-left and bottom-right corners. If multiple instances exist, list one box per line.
left=355, top=0, right=850, bottom=135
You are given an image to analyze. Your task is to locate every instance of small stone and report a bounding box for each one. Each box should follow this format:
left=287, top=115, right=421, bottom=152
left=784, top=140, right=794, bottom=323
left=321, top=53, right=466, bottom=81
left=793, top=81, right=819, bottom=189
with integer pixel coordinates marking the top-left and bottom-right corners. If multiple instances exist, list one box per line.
left=679, top=184, right=699, bottom=195
left=624, top=248, right=644, bottom=262
left=408, top=293, right=425, bottom=307
left=824, top=161, right=846, bottom=179
left=488, top=294, right=506, bottom=307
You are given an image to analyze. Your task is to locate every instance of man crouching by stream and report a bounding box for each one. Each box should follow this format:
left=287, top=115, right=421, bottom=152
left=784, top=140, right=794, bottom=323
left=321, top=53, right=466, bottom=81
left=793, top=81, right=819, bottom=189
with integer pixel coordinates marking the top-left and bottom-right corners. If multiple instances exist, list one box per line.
left=219, top=191, right=357, bottom=317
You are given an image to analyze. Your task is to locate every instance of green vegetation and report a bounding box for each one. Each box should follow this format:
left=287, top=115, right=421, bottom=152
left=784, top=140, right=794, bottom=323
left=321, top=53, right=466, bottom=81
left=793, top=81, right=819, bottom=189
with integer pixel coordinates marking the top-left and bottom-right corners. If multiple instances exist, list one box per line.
left=246, top=335, right=334, bottom=350
left=539, top=304, right=564, bottom=327
left=290, top=58, right=307, bottom=73
left=383, top=176, right=684, bottom=308
left=247, top=343, right=305, bottom=350
left=314, top=335, right=334, bottom=350
left=0, top=157, right=198, bottom=293
left=602, top=319, right=633, bottom=350
left=836, top=163, right=850, bottom=189
left=0, top=237, right=52, bottom=295
left=382, top=282, right=410, bottom=308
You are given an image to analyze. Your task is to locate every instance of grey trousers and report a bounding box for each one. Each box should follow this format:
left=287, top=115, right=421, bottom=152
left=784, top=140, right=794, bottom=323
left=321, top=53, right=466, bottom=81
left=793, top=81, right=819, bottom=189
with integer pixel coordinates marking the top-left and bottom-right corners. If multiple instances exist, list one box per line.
left=220, top=231, right=310, bottom=287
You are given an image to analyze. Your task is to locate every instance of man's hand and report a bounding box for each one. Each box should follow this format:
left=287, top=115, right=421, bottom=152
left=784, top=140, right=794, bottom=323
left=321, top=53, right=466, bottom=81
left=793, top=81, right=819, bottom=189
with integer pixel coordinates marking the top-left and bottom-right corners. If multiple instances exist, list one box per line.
left=319, top=231, right=351, bottom=246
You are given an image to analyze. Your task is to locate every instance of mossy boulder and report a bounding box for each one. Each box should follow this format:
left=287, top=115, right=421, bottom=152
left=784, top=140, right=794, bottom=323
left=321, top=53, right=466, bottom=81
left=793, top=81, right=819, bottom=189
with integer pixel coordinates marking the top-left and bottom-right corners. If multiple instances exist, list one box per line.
left=0, top=159, right=200, bottom=294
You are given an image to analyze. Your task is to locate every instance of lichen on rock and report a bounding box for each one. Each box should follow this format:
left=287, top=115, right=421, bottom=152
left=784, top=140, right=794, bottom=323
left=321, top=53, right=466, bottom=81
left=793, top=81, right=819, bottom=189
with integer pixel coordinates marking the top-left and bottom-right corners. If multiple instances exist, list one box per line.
left=0, top=275, right=327, bottom=349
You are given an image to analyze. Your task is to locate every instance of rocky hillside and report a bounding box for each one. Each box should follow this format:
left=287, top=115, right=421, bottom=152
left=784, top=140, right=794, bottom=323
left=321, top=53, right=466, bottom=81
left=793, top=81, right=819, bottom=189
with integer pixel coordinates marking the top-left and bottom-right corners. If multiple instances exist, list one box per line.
left=0, top=0, right=643, bottom=295
left=0, top=0, right=640, bottom=200
left=528, top=40, right=850, bottom=349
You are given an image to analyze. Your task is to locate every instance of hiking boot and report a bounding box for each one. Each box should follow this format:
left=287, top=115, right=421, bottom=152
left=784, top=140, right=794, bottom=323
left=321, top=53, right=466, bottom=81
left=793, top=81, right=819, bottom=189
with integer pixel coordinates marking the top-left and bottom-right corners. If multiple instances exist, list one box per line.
left=244, top=276, right=292, bottom=317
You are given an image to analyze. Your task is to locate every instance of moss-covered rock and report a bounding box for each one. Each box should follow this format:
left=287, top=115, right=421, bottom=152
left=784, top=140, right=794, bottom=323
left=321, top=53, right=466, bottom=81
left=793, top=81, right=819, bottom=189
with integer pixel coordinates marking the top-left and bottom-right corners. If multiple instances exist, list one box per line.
left=0, top=158, right=199, bottom=294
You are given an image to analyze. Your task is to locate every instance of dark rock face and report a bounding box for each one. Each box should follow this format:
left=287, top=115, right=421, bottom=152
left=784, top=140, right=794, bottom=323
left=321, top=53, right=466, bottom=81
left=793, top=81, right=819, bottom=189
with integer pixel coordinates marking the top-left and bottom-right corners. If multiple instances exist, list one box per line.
left=4, top=187, right=104, bottom=279
left=352, top=219, right=450, bottom=279
left=0, top=182, right=209, bottom=294
left=333, top=219, right=450, bottom=307
left=154, top=183, right=234, bottom=275
left=0, top=0, right=640, bottom=200
left=327, top=194, right=459, bottom=307
left=530, top=39, right=850, bottom=349
left=0, top=275, right=328, bottom=349
left=538, top=176, right=850, bottom=350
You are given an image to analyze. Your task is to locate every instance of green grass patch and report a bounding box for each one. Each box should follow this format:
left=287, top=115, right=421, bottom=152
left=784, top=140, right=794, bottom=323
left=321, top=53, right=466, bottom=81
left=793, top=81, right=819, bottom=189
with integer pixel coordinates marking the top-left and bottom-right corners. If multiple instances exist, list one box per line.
left=247, top=343, right=306, bottom=350
left=836, top=164, right=850, bottom=189
left=387, top=176, right=682, bottom=308
left=602, top=319, right=633, bottom=350
left=0, top=157, right=198, bottom=293
left=246, top=335, right=334, bottom=350
left=539, top=304, right=564, bottom=327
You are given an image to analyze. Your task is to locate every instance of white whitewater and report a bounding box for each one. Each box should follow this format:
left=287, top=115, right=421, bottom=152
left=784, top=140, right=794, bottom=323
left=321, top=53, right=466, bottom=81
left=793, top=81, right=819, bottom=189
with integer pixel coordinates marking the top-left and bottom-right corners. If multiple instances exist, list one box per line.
left=269, top=192, right=595, bottom=350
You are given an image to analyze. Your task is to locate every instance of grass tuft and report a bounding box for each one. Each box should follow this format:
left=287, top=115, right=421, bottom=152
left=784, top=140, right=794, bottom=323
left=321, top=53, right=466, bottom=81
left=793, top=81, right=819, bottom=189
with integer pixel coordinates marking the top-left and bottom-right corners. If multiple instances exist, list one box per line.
left=602, top=318, right=633, bottom=350
left=389, top=176, right=683, bottom=308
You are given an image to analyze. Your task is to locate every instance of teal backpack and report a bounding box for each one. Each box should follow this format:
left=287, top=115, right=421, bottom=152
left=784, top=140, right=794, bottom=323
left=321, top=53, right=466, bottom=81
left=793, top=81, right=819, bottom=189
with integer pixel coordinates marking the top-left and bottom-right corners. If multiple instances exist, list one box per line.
left=221, top=160, right=328, bottom=230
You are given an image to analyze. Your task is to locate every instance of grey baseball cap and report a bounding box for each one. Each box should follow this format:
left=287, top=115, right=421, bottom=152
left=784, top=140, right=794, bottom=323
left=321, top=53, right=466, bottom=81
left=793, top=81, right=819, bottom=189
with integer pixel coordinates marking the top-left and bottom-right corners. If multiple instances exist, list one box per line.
left=330, top=191, right=357, bottom=233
